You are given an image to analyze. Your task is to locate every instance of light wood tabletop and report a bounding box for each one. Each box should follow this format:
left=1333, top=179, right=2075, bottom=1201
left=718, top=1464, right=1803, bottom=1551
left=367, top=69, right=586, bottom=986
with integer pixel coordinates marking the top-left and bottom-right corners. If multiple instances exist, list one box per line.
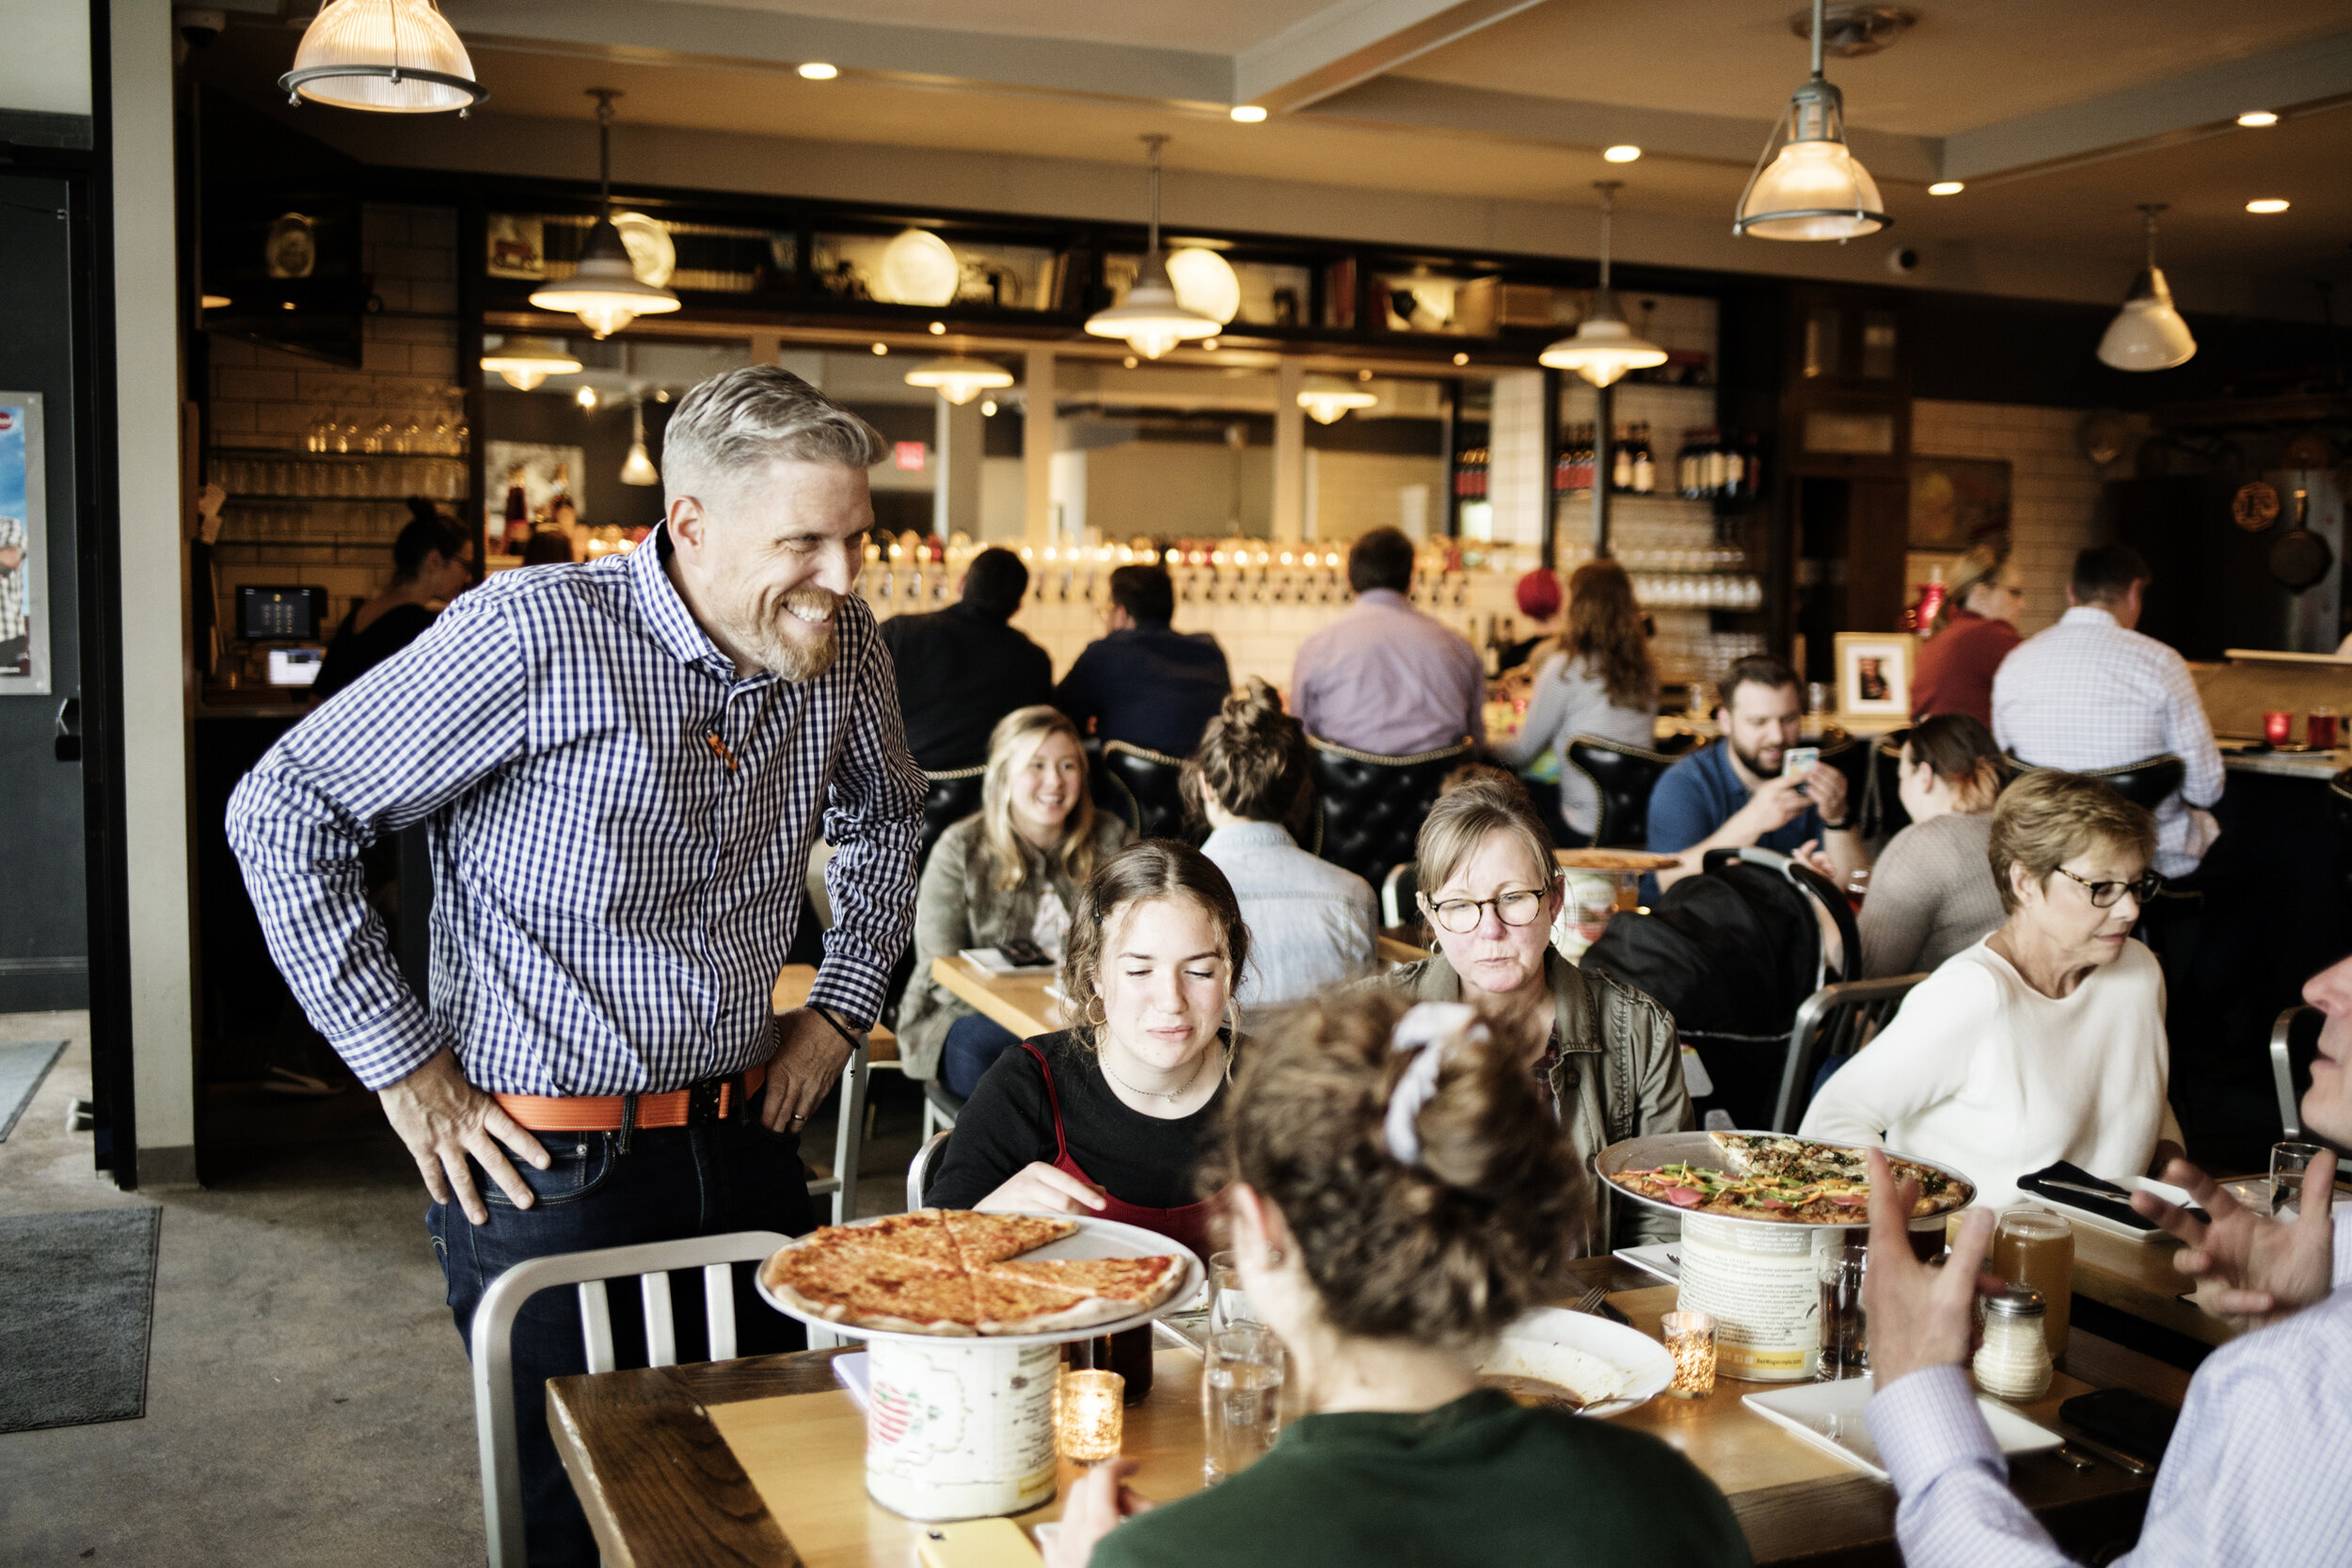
left=929, top=955, right=1063, bottom=1040
left=2069, top=1217, right=2240, bottom=1349
left=548, top=1256, right=2185, bottom=1568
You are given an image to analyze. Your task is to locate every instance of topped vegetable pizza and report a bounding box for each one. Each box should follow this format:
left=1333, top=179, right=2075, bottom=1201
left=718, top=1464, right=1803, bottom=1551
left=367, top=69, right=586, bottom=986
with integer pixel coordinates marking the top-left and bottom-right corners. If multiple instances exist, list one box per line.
left=760, top=1209, right=1188, bottom=1337
left=1607, top=1132, right=1966, bottom=1223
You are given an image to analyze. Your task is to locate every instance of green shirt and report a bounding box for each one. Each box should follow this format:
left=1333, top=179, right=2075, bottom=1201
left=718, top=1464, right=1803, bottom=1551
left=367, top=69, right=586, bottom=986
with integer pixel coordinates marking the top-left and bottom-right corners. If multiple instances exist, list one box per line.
left=1091, top=1389, right=1753, bottom=1568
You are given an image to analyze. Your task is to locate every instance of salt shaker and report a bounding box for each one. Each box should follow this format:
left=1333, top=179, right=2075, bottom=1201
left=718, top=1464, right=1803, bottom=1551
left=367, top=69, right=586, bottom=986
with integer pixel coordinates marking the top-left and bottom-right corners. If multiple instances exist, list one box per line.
left=1973, top=1284, right=2054, bottom=1402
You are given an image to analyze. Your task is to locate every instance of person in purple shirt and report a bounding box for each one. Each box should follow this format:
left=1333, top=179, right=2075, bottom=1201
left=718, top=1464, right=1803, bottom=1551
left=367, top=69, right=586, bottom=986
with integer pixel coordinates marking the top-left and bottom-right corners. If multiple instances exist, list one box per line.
left=1053, top=563, right=1232, bottom=757
left=1856, top=950, right=2352, bottom=1568
left=1289, top=528, right=1485, bottom=757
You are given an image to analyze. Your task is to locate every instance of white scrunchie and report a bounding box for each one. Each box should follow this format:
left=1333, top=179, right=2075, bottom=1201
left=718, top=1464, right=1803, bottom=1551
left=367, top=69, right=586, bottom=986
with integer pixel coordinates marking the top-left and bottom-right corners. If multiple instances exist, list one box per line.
left=1385, top=1002, right=1485, bottom=1166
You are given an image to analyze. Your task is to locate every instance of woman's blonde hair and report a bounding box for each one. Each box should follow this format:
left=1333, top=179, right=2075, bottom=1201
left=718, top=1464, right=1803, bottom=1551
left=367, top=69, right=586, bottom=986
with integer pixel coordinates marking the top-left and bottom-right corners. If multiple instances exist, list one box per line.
left=1561, top=559, right=1657, bottom=710
left=1415, top=775, right=1558, bottom=904
left=1986, top=768, right=2158, bottom=916
left=1060, top=841, right=1248, bottom=1057
left=1933, top=541, right=2011, bottom=634
left=1203, top=990, right=1584, bottom=1350
left=978, top=705, right=1102, bottom=893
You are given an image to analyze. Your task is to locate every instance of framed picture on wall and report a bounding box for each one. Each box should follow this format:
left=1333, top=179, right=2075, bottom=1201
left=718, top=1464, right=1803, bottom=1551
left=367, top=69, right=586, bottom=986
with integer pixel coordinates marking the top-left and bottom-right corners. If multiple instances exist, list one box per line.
left=0, top=391, right=51, bottom=695
left=1910, top=454, right=2011, bottom=548
left=1835, top=631, right=1914, bottom=717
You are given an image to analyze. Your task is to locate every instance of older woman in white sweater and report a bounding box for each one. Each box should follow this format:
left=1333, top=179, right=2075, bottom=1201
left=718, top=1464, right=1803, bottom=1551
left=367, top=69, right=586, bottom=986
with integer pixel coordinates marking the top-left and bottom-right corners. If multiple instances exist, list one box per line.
left=1802, top=768, right=2185, bottom=1206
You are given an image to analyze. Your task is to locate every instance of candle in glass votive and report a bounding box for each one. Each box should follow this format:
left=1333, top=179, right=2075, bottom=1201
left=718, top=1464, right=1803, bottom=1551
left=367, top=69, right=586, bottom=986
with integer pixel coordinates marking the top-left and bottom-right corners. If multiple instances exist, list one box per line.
left=1057, top=1370, right=1123, bottom=1464
left=1662, top=1310, right=1717, bottom=1399
left=2265, top=710, right=2294, bottom=745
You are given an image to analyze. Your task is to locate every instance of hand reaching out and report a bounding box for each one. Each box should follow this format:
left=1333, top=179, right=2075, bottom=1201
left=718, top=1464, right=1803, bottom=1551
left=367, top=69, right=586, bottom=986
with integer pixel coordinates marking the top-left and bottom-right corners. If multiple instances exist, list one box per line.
left=2133, top=1152, right=2339, bottom=1327
left=978, top=1162, right=1108, bottom=1217
left=1859, top=1149, right=2003, bottom=1389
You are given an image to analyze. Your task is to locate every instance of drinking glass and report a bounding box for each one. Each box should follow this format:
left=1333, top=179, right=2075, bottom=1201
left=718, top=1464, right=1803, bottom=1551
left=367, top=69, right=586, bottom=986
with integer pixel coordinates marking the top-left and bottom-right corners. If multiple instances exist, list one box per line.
left=1817, top=1245, right=1868, bottom=1379
left=1200, top=1324, right=1284, bottom=1482
left=1661, top=1310, right=1716, bottom=1398
left=1207, top=1251, right=1261, bottom=1335
left=1992, top=1207, right=2074, bottom=1357
left=2272, top=1141, right=2326, bottom=1216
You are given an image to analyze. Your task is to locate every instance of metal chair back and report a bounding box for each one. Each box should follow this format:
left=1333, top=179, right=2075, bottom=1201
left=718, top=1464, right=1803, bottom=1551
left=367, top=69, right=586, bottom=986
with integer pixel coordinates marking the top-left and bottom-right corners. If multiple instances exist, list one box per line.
left=2271, top=1004, right=2346, bottom=1151
left=1772, top=974, right=1928, bottom=1132
left=470, top=1231, right=789, bottom=1568
left=906, top=1129, right=951, bottom=1212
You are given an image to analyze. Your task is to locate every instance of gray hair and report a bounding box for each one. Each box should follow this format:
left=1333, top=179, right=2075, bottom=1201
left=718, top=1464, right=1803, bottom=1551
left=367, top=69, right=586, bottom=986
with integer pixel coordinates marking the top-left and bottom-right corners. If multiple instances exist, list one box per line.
left=661, top=365, right=887, bottom=504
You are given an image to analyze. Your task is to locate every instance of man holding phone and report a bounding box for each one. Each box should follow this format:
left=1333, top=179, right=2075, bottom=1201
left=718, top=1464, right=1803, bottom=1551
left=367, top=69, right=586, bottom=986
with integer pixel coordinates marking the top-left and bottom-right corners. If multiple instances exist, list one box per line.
left=1646, top=655, right=1870, bottom=895
left=1858, top=953, right=2352, bottom=1566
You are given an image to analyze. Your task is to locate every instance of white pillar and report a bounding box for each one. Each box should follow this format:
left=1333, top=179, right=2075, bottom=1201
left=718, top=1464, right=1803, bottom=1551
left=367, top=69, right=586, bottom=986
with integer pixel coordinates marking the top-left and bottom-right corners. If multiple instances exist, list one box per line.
left=111, top=0, right=199, bottom=1182
left=1272, top=358, right=1305, bottom=542
left=1488, top=370, right=1547, bottom=549
left=931, top=394, right=982, bottom=538
left=1023, top=347, right=1056, bottom=546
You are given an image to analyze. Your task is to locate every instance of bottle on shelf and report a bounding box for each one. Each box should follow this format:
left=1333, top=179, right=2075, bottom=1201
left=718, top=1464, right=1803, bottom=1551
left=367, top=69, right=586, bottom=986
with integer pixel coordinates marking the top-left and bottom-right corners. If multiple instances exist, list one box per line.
left=1630, top=423, right=1655, bottom=495
left=1611, top=424, right=1634, bottom=493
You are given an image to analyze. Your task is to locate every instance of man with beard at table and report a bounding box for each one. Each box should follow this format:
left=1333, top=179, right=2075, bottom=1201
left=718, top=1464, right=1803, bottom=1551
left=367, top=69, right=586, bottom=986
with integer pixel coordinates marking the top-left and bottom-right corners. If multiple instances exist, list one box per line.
left=228, top=365, right=924, bottom=1567
left=1857, top=952, right=2352, bottom=1567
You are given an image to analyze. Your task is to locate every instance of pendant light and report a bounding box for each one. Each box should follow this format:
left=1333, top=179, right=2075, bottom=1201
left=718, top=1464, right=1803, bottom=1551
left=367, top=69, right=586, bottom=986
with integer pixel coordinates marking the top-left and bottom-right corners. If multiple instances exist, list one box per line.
left=904, top=355, right=1015, bottom=406
left=480, top=335, right=582, bottom=391
left=2097, top=205, right=2197, bottom=372
left=1297, top=375, right=1377, bottom=425
left=1735, top=0, right=1888, bottom=241
left=279, top=0, right=487, bottom=115
left=529, top=89, right=680, bottom=340
left=1085, top=135, right=1219, bottom=359
left=619, top=401, right=660, bottom=486
left=1539, top=182, right=1668, bottom=388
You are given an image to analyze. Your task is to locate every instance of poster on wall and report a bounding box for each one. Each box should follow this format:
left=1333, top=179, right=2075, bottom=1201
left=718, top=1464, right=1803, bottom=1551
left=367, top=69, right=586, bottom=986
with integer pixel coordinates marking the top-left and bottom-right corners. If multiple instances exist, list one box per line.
left=0, top=392, right=51, bottom=695
left=485, top=441, right=587, bottom=527
left=1909, top=454, right=2011, bottom=549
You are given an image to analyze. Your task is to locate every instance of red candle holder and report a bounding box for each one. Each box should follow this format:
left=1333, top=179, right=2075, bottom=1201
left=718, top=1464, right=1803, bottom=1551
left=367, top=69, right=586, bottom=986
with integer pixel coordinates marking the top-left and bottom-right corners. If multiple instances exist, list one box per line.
left=2265, top=711, right=2294, bottom=745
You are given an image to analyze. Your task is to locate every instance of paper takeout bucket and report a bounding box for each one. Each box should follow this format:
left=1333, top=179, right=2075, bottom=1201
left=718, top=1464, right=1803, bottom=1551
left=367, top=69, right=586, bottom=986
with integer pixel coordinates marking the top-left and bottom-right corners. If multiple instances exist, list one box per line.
left=864, top=1337, right=1060, bottom=1521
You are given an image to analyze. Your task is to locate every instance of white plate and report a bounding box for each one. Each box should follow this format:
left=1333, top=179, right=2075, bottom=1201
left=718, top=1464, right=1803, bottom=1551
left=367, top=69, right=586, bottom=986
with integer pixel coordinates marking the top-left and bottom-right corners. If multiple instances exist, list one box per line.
left=1478, top=1306, right=1675, bottom=1418
left=1744, top=1375, right=2061, bottom=1480
left=755, top=1212, right=1203, bottom=1347
left=2024, top=1176, right=2193, bottom=1243
left=1613, top=1243, right=1681, bottom=1284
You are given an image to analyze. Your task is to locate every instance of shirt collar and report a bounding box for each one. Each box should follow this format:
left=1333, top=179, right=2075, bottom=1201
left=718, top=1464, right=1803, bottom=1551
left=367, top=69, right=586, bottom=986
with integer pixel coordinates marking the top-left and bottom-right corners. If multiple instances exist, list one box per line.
left=2060, top=605, right=2118, bottom=629
left=630, top=524, right=755, bottom=680
left=1203, top=821, right=1293, bottom=851
left=1356, top=588, right=1407, bottom=608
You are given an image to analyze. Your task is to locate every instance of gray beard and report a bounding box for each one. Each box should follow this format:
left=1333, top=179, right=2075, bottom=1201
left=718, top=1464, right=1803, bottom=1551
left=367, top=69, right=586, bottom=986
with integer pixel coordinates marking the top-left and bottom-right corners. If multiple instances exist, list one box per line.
left=752, top=616, right=838, bottom=682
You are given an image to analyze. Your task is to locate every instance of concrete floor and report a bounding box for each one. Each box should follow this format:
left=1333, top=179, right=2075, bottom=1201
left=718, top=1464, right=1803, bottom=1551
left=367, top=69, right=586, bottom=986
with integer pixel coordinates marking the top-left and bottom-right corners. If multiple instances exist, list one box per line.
left=0, top=1012, right=925, bottom=1567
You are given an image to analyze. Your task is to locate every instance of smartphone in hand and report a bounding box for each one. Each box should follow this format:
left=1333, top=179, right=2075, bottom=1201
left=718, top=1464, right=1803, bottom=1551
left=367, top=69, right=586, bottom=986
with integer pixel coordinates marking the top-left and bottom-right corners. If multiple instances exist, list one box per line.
left=1783, top=746, right=1820, bottom=782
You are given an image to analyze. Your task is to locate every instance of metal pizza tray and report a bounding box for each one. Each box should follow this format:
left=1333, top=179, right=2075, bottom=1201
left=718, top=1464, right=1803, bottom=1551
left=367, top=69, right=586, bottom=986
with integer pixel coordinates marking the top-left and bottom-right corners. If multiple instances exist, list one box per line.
left=1594, top=1131, right=1977, bottom=1230
left=755, top=1212, right=1205, bottom=1347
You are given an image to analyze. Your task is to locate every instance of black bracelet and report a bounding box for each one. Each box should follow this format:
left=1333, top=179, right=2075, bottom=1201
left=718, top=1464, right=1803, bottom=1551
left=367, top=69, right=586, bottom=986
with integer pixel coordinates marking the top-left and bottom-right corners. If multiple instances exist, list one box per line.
left=807, top=1002, right=871, bottom=1049
left=1820, top=817, right=1853, bottom=832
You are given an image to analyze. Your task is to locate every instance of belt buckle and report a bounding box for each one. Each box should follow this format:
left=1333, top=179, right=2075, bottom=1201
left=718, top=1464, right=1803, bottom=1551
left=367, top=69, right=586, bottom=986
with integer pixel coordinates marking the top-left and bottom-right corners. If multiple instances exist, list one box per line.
left=687, top=1075, right=727, bottom=1126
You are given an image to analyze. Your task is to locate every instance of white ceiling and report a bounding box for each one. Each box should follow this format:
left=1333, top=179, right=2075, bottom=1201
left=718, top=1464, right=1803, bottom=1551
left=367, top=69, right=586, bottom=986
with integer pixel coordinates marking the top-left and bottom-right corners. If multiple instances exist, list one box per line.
left=645, top=0, right=1338, bottom=55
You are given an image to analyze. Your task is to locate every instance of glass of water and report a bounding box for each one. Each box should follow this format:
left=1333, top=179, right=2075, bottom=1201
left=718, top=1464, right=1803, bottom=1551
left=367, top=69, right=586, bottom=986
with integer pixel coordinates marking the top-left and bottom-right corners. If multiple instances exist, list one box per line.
left=2272, top=1141, right=2326, bottom=1215
left=1208, top=1252, right=1262, bottom=1335
left=1201, top=1323, right=1284, bottom=1482
left=1817, top=1244, right=1868, bottom=1379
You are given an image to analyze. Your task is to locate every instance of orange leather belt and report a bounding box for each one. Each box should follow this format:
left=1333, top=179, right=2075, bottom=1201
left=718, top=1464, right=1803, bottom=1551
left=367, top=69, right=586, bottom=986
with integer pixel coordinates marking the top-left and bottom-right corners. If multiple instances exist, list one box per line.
left=492, top=1063, right=767, bottom=1132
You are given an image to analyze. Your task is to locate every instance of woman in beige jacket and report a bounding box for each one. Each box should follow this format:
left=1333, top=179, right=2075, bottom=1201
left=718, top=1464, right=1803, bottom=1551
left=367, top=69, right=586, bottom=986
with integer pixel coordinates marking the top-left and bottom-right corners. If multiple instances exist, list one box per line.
left=1385, top=775, right=1692, bottom=1249
left=898, top=706, right=1130, bottom=1090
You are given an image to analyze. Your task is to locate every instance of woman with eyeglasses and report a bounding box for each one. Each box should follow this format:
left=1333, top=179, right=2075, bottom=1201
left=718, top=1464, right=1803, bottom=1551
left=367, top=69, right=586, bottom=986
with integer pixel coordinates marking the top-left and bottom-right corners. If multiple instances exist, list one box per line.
left=1384, top=776, right=1692, bottom=1250
left=1803, top=768, right=2185, bottom=1205
left=1911, top=541, right=2025, bottom=725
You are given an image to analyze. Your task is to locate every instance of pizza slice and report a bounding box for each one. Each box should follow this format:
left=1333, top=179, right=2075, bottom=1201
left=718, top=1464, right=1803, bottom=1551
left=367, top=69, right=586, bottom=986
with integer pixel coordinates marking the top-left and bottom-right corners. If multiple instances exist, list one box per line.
left=826, top=1209, right=962, bottom=1269
left=942, top=1209, right=1081, bottom=1268
left=761, top=1238, right=978, bottom=1335
left=970, top=1269, right=1130, bottom=1336
left=983, top=1256, right=1186, bottom=1311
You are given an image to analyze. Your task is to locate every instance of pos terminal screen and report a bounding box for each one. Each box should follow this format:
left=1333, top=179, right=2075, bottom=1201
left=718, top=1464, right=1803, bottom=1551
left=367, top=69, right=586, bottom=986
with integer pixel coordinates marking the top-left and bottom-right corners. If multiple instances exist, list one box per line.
left=237, top=584, right=328, bottom=641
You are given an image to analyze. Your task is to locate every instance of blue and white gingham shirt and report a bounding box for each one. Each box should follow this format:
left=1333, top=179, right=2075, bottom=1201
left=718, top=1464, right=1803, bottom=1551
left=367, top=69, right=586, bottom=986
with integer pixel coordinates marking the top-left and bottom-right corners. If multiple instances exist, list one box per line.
left=1866, top=1215, right=2352, bottom=1567
left=225, top=530, right=924, bottom=1095
left=1990, top=607, right=2225, bottom=879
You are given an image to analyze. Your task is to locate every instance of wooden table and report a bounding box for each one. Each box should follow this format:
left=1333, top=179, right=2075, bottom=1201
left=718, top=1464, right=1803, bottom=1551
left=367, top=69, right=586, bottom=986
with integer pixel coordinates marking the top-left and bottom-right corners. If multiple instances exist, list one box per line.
left=929, top=955, right=1062, bottom=1040
left=548, top=1256, right=2185, bottom=1568
left=2069, top=1225, right=2240, bottom=1350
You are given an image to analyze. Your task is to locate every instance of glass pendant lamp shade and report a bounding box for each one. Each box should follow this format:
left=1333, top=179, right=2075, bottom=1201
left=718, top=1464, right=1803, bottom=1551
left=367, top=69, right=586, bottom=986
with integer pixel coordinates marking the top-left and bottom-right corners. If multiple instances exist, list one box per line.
left=904, top=356, right=1014, bottom=405
left=530, top=90, right=680, bottom=339
left=481, top=335, right=582, bottom=391
left=2098, top=206, right=2195, bottom=372
left=619, top=404, right=660, bottom=486
left=1297, top=375, right=1377, bottom=424
left=1734, top=0, right=1888, bottom=242
left=1164, top=248, right=1242, bottom=325
left=280, top=0, right=487, bottom=115
left=1540, top=182, right=1667, bottom=388
left=1087, top=135, right=1220, bottom=358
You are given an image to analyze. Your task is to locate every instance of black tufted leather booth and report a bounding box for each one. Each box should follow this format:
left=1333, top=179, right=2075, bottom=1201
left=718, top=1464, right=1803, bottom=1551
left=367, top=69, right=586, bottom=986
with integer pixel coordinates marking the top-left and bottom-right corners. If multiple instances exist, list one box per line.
left=1101, top=741, right=1192, bottom=841
left=1564, top=736, right=1681, bottom=848
left=918, top=767, right=986, bottom=874
left=2004, top=752, right=2185, bottom=813
left=1309, top=736, right=1472, bottom=887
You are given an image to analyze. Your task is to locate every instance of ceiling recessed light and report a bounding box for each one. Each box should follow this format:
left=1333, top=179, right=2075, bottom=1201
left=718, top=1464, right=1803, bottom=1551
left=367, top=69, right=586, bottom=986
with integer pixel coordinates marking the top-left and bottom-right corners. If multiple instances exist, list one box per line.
left=797, top=62, right=838, bottom=80
left=2247, top=198, right=2291, bottom=214
left=1453, top=352, right=1470, bottom=366
left=1603, top=144, right=1641, bottom=163
left=1928, top=181, right=1965, bottom=196
left=1230, top=104, right=1267, bottom=123
left=928, top=321, right=946, bottom=335
left=871, top=341, right=888, bottom=355
left=1202, top=338, right=1219, bottom=350
left=1122, top=355, right=1138, bottom=369
left=2237, top=110, right=2279, bottom=127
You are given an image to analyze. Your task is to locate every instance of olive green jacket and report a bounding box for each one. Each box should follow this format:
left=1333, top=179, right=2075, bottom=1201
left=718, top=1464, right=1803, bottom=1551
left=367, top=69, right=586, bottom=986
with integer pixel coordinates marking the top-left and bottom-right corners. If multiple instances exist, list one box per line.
left=1390, top=947, right=1693, bottom=1250
left=895, top=812, right=1131, bottom=1079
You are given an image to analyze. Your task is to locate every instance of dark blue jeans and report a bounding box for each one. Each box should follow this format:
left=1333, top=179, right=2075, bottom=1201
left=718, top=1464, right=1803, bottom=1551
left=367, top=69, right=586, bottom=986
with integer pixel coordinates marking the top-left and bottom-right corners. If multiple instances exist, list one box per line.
left=427, top=1108, right=815, bottom=1568
left=942, top=1010, right=1020, bottom=1098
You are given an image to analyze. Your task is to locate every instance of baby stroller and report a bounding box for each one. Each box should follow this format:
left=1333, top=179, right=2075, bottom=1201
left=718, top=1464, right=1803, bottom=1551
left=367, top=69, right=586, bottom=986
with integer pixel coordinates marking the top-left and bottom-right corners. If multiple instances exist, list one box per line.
left=1581, top=847, right=1860, bottom=1130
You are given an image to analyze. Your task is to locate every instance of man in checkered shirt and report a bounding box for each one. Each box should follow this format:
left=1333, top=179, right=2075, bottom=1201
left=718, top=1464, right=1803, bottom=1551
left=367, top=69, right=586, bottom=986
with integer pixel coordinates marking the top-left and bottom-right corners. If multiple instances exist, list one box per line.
left=1991, top=543, right=2224, bottom=879
left=229, top=367, right=924, bottom=1565
left=0, top=514, right=29, bottom=673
